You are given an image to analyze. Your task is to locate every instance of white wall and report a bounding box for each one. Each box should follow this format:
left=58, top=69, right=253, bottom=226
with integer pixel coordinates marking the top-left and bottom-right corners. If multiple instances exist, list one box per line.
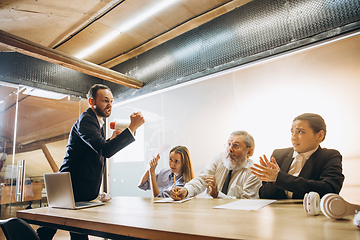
left=109, top=32, right=360, bottom=202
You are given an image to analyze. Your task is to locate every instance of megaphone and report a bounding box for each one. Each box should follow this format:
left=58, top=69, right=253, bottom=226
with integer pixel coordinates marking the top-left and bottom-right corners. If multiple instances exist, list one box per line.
left=110, top=120, right=130, bottom=131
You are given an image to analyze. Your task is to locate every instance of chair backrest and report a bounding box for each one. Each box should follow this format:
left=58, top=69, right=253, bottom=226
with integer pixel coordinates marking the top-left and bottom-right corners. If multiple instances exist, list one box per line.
left=0, top=218, right=40, bottom=240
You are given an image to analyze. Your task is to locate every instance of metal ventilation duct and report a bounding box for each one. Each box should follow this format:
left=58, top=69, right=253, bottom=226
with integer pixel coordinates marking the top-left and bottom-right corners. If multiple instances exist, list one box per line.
left=0, top=52, right=123, bottom=98
left=111, top=0, right=360, bottom=101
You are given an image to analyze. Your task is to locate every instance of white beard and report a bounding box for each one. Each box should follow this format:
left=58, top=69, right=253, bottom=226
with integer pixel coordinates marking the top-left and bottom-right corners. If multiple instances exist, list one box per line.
left=222, top=151, right=247, bottom=171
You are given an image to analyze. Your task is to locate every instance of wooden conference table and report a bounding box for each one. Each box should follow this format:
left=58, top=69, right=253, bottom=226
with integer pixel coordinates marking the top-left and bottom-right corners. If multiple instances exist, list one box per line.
left=17, top=196, right=359, bottom=240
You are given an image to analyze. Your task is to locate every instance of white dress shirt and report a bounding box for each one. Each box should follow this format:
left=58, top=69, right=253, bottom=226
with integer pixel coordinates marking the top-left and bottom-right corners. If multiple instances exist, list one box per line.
left=286, top=146, right=319, bottom=198
left=185, top=152, right=261, bottom=199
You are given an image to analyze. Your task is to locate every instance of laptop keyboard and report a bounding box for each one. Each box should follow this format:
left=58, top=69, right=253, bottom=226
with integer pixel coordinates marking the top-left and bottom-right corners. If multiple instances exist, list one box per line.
left=75, top=202, right=90, bottom=207
left=75, top=202, right=96, bottom=207
left=74, top=201, right=104, bottom=208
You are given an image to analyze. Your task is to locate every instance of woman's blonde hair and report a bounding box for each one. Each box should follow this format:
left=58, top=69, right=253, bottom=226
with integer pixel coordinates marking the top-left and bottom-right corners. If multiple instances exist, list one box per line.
left=170, top=146, right=194, bottom=183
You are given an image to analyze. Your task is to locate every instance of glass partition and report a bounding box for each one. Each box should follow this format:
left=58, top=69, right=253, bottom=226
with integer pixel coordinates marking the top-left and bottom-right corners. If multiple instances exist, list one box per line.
left=0, top=81, right=87, bottom=219
left=108, top=32, right=360, bottom=202
left=0, top=82, right=19, bottom=218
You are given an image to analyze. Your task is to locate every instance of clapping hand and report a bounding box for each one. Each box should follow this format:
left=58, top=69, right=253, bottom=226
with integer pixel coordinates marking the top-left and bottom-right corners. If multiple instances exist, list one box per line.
left=250, top=155, right=280, bottom=182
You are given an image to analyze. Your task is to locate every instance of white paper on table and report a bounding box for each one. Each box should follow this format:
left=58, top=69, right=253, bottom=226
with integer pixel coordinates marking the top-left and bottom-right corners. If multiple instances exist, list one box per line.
left=213, top=199, right=276, bottom=210
left=154, top=197, right=194, bottom=203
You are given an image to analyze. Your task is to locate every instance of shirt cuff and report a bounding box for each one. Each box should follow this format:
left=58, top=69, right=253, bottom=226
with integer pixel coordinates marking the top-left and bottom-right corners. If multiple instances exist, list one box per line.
left=127, top=127, right=135, bottom=136
left=185, top=186, right=195, bottom=198
left=217, top=191, right=234, bottom=199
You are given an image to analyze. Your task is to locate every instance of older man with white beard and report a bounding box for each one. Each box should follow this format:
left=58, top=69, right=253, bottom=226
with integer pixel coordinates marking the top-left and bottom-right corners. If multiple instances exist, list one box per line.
left=170, top=131, right=261, bottom=200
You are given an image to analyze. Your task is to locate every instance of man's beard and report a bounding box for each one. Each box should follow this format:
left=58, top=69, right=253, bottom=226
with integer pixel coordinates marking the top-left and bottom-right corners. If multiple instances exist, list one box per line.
left=223, top=151, right=247, bottom=170
left=94, top=106, right=110, bottom=118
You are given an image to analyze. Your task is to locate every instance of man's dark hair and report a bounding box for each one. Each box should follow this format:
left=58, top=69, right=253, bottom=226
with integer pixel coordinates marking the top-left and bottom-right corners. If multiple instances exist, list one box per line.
left=293, top=113, right=327, bottom=141
left=87, top=84, right=111, bottom=99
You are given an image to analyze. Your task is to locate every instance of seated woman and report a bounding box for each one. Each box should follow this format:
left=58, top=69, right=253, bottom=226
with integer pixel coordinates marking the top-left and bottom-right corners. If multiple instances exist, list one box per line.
left=138, top=145, right=195, bottom=198
left=250, top=113, right=344, bottom=199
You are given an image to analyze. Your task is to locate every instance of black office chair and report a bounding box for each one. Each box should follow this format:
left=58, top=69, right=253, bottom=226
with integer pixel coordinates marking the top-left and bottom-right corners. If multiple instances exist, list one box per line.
left=0, top=218, right=40, bottom=240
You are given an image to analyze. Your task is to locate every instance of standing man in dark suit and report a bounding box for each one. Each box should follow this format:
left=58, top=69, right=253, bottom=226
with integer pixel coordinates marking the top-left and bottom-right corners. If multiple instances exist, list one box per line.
left=250, top=113, right=344, bottom=199
left=37, top=84, right=145, bottom=240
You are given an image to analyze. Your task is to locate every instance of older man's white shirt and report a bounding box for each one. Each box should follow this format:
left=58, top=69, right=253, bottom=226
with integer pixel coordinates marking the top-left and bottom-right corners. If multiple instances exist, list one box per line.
left=185, top=152, right=261, bottom=199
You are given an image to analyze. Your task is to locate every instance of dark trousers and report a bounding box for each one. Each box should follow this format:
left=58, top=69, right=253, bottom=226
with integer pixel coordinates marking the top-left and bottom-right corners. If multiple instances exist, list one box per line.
left=36, top=226, right=89, bottom=240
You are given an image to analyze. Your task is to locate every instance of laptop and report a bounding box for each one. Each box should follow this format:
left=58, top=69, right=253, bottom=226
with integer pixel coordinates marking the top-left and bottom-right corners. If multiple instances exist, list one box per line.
left=44, top=172, right=105, bottom=209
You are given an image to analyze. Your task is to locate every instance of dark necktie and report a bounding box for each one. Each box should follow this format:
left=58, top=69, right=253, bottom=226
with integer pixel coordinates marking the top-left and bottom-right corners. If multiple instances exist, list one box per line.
left=221, top=170, right=233, bottom=194
left=101, top=126, right=105, bottom=138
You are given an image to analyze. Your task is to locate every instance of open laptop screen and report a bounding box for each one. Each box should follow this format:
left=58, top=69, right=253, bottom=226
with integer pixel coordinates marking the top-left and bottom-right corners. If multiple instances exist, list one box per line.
left=44, top=172, right=104, bottom=209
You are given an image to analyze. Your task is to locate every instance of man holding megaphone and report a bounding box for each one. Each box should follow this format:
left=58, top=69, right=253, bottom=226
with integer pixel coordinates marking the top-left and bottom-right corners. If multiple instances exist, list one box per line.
left=37, top=84, right=145, bottom=240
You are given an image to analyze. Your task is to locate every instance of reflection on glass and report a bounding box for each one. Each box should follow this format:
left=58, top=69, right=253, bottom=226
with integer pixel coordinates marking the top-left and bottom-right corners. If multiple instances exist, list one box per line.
left=0, top=82, right=86, bottom=219
left=0, top=83, right=19, bottom=209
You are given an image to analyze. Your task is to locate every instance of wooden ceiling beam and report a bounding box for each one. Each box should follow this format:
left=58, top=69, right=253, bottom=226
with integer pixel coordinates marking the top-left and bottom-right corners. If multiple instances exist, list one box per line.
left=41, top=144, right=59, bottom=173
left=102, top=0, right=252, bottom=68
left=0, top=29, right=143, bottom=89
left=4, top=133, right=69, bottom=154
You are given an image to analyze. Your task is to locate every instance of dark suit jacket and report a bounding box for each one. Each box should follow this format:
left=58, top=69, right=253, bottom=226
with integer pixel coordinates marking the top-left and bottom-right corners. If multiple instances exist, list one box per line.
left=59, top=108, right=135, bottom=201
left=259, top=147, right=344, bottom=199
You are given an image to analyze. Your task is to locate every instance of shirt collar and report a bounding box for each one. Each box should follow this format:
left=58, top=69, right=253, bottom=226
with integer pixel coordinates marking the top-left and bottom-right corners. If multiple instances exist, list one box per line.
left=89, top=107, right=104, bottom=127
left=169, top=172, right=183, bottom=180
left=97, top=116, right=104, bottom=128
left=293, top=146, right=319, bottom=160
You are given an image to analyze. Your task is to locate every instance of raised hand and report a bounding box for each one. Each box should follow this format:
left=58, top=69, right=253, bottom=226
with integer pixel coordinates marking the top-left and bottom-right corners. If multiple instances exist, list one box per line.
left=205, top=175, right=218, bottom=198
left=149, top=154, right=160, bottom=173
left=128, top=112, right=145, bottom=133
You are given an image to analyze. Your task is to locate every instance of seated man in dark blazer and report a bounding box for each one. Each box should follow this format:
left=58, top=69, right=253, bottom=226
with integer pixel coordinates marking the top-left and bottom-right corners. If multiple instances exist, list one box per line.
left=37, top=84, right=145, bottom=240
left=250, top=113, right=344, bottom=199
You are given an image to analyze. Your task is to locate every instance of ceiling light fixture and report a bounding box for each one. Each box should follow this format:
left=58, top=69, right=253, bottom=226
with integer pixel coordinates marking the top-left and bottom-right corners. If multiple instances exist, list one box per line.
left=23, top=87, right=68, bottom=100
left=76, top=0, right=179, bottom=59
